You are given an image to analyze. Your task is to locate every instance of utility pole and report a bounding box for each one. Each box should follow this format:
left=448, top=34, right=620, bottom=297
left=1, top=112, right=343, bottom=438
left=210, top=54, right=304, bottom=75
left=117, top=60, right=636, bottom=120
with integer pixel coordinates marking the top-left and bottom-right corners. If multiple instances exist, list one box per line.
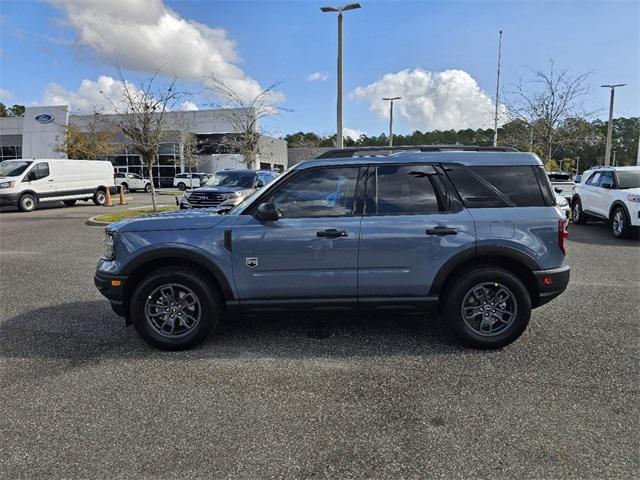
left=382, top=97, right=401, bottom=147
left=321, top=3, right=361, bottom=149
left=575, top=156, right=580, bottom=176
left=601, top=83, right=625, bottom=166
left=493, top=30, right=503, bottom=147
left=637, top=131, right=640, bottom=166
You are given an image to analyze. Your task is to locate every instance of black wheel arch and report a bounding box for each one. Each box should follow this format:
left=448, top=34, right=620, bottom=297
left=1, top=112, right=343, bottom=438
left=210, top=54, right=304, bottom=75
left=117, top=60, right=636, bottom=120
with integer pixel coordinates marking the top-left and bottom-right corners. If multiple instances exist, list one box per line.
left=19, top=190, right=38, bottom=200
left=120, top=248, right=235, bottom=319
left=430, top=246, right=542, bottom=308
left=609, top=201, right=630, bottom=222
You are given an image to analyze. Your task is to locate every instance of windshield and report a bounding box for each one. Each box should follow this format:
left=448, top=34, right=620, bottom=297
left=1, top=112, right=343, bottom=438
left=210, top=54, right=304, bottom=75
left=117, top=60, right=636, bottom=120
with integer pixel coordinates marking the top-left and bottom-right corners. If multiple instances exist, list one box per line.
left=206, top=171, right=255, bottom=188
left=0, top=161, right=32, bottom=177
left=617, top=171, right=640, bottom=189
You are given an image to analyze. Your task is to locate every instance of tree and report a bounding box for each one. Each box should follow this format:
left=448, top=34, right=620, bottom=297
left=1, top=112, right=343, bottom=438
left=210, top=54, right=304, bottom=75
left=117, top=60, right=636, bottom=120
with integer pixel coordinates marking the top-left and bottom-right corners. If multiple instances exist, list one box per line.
left=509, top=60, right=591, bottom=162
left=54, top=111, right=119, bottom=159
left=113, top=71, right=182, bottom=212
left=0, top=103, right=25, bottom=117
left=207, top=79, right=285, bottom=169
left=177, top=119, right=204, bottom=179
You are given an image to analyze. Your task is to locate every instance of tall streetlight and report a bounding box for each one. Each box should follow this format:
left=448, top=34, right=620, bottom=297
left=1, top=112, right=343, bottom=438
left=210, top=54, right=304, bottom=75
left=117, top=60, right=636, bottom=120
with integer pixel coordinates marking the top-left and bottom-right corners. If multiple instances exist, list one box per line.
left=321, top=3, right=361, bottom=149
left=382, top=96, right=401, bottom=146
left=492, top=30, right=503, bottom=147
left=601, top=83, right=626, bottom=166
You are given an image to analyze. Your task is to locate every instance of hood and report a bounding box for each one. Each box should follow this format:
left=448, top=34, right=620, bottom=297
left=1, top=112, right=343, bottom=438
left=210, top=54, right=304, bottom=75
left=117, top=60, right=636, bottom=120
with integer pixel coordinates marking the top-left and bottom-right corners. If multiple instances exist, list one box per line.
left=107, top=208, right=227, bottom=233
left=190, top=185, right=247, bottom=194
left=623, top=187, right=640, bottom=195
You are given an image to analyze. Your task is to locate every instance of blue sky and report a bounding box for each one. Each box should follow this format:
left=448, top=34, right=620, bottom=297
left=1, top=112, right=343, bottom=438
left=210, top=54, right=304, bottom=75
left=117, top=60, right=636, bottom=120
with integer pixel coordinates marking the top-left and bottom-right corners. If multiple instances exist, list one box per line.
left=1, top=0, right=638, bottom=138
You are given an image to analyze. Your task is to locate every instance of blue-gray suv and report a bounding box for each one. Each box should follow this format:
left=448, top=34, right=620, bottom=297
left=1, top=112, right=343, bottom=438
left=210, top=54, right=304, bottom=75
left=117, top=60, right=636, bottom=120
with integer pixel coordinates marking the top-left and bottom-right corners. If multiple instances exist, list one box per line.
left=95, top=146, right=570, bottom=350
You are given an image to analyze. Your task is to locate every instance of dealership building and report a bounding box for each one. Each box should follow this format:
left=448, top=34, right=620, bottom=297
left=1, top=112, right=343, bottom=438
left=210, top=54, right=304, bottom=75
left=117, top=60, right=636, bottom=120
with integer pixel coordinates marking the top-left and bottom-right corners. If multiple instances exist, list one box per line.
left=0, top=105, right=287, bottom=187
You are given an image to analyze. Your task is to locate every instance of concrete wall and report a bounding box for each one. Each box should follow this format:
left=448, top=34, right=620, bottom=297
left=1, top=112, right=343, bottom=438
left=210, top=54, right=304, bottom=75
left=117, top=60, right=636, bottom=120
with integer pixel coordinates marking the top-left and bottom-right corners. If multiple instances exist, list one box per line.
left=287, top=147, right=334, bottom=167
left=21, top=106, right=68, bottom=159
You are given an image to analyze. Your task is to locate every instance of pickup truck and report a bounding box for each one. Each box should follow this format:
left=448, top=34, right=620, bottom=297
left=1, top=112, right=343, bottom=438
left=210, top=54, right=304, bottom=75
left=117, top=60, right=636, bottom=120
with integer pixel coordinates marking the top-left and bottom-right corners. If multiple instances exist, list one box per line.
left=548, top=172, right=575, bottom=202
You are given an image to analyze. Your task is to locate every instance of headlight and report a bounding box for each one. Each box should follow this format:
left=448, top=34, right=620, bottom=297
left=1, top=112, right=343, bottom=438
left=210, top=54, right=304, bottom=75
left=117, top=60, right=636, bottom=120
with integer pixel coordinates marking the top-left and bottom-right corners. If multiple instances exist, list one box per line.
left=627, top=194, right=640, bottom=203
left=103, top=232, right=115, bottom=260
left=0, top=180, right=15, bottom=189
left=221, top=192, right=238, bottom=200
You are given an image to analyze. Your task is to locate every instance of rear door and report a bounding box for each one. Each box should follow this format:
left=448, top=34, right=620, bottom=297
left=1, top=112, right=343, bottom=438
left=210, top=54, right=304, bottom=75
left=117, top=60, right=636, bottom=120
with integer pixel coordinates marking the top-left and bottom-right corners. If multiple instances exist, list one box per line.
left=232, top=165, right=365, bottom=305
left=357, top=164, right=476, bottom=304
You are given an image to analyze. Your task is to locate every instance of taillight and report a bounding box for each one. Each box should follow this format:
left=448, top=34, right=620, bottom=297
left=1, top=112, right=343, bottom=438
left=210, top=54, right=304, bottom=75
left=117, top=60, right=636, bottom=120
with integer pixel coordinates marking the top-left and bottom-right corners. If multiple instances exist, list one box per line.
left=559, top=219, right=569, bottom=254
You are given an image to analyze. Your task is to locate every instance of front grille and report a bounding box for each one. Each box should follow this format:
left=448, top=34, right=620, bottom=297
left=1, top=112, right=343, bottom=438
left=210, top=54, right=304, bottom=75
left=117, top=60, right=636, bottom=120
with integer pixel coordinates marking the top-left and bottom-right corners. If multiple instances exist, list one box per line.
left=187, top=192, right=226, bottom=207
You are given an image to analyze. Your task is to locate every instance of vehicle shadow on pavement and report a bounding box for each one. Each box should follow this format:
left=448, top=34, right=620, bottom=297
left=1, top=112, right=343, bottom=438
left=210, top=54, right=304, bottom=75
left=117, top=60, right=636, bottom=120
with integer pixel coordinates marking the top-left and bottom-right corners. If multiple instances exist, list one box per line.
left=0, top=300, right=466, bottom=363
left=568, top=222, right=640, bottom=246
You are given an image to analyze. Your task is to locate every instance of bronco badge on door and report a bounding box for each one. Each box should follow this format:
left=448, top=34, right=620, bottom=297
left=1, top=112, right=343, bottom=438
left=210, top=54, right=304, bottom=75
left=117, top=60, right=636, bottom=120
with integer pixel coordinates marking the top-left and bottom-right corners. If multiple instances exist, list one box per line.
left=246, top=257, right=258, bottom=268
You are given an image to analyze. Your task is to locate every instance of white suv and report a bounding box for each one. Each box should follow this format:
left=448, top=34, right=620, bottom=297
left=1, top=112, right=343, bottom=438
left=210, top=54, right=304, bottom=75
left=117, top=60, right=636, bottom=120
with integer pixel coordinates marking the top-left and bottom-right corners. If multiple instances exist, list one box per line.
left=173, top=173, right=209, bottom=190
left=114, top=172, right=151, bottom=193
left=572, top=166, right=640, bottom=238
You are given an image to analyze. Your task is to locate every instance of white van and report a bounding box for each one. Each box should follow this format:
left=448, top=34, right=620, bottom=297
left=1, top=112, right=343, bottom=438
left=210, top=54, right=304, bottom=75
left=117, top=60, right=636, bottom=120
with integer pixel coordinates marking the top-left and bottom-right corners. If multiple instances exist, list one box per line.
left=0, top=159, right=114, bottom=212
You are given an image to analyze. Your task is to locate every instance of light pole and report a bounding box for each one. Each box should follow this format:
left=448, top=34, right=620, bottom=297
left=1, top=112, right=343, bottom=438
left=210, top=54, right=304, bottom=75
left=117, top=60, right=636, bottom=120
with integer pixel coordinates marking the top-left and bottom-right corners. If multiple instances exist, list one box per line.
left=493, top=30, right=503, bottom=147
left=601, top=83, right=625, bottom=166
left=321, top=3, right=361, bottom=149
left=383, top=96, right=401, bottom=146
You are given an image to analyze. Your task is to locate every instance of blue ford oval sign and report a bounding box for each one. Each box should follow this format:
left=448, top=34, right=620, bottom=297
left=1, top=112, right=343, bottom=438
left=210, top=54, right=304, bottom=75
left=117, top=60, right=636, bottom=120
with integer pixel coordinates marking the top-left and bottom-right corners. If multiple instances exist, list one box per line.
left=35, top=114, right=54, bottom=124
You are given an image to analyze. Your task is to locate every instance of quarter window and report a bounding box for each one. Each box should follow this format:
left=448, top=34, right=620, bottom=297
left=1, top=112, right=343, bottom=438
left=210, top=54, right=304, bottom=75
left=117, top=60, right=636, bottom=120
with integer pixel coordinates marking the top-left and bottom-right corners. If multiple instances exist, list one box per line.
left=367, top=165, right=441, bottom=215
left=264, top=167, right=359, bottom=218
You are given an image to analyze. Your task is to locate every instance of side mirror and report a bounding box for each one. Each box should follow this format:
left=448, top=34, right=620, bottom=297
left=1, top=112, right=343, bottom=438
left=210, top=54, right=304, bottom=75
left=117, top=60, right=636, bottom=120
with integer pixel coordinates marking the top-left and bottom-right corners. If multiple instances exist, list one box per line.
left=554, top=187, right=563, bottom=193
left=256, top=202, right=280, bottom=222
left=601, top=181, right=613, bottom=189
left=24, top=172, right=36, bottom=182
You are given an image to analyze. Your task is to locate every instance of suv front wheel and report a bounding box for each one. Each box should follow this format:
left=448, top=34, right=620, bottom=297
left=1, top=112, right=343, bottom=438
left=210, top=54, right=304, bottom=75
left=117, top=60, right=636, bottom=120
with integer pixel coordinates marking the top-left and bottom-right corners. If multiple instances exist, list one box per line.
left=130, top=267, right=220, bottom=350
left=443, top=266, right=531, bottom=349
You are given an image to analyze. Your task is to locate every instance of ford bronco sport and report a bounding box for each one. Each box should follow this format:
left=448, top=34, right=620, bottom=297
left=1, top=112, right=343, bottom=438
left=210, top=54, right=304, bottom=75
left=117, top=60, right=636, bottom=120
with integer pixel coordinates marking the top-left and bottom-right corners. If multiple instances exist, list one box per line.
left=95, top=146, right=570, bottom=350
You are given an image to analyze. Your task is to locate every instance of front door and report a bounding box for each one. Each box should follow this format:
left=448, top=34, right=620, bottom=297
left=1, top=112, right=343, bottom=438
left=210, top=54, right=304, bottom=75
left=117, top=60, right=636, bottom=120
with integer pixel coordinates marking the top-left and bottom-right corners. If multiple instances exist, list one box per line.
left=22, top=162, right=52, bottom=196
left=358, top=164, right=476, bottom=302
left=232, top=166, right=364, bottom=305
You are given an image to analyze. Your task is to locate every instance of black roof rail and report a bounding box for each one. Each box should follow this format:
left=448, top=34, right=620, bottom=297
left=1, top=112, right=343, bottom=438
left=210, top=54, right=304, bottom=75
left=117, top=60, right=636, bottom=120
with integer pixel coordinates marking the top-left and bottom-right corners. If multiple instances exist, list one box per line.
left=315, top=145, right=519, bottom=159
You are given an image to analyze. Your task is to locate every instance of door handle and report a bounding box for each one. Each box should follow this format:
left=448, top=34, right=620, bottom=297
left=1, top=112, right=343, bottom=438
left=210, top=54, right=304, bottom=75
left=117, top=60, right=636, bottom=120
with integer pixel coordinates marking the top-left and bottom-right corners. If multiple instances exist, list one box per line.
left=48, top=179, right=54, bottom=182
left=316, top=229, right=348, bottom=238
left=426, top=226, right=458, bottom=236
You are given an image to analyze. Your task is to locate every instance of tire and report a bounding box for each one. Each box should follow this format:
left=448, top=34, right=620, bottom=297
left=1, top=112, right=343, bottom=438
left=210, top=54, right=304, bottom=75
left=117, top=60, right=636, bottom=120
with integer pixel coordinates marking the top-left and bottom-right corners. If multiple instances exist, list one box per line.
left=130, top=267, right=220, bottom=350
left=442, top=266, right=531, bottom=349
left=572, top=197, right=587, bottom=224
left=177, top=182, right=187, bottom=191
left=144, top=183, right=152, bottom=193
left=120, top=183, right=129, bottom=193
left=63, top=200, right=77, bottom=207
left=93, top=189, right=106, bottom=206
left=18, top=193, right=37, bottom=212
left=610, top=206, right=632, bottom=239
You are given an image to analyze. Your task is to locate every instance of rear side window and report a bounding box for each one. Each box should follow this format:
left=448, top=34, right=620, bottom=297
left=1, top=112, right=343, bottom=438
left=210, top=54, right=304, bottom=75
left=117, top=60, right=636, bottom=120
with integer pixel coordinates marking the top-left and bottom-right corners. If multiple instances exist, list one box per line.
left=367, top=165, right=441, bottom=215
left=445, top=165, right=548, bottom=207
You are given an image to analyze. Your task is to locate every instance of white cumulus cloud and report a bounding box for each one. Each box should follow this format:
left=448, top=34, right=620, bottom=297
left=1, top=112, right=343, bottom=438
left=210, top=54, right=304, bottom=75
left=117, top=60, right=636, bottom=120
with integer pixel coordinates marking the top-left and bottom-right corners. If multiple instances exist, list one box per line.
left=307, top=72, right=328, bottom=82
left=343, top=127, right=364, bottom=140
left=353, top=68, right=507, bottom=131
left=50, top=0, right=283, bottom=104
left=180, top=100, right=199, bottom=111
left=42, top=75, right=146, bottom=114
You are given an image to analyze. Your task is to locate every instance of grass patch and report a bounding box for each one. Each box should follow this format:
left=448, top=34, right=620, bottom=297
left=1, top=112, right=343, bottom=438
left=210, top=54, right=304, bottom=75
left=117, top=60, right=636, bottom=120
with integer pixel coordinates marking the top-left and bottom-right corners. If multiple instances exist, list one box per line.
left=158, top=191, right=184, bottom=196
left=93, top=205, right=179, bottom=223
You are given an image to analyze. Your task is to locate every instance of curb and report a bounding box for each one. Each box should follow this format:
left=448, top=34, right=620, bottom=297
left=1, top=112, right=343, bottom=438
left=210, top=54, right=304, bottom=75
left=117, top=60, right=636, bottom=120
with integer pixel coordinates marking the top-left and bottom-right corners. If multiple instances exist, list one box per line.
left=85, top=216, right=111, bottom=227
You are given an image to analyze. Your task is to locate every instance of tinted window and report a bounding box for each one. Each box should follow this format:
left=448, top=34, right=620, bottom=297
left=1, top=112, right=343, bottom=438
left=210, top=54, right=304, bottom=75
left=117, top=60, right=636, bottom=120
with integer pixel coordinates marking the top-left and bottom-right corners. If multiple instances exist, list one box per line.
left=598, top=171, right=614, bottom=188
left=207, top=171, right=256, bottom=188
left=616, top=171, right=640, bottom=189
left=30, top=163, right=49, bottom=180
left=446, top=165, right=546, bottom=207
left=585, top=172, right=600, bottom=186
left=265, top=167, right=359, bottom=218
left=367, top=165, right=440, bottom=215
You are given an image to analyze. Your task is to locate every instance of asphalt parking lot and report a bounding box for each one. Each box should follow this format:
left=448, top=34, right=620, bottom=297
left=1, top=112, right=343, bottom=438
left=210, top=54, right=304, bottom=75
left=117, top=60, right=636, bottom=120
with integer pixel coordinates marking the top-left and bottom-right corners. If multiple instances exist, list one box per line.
left=1, top=195, right=638, bottom=479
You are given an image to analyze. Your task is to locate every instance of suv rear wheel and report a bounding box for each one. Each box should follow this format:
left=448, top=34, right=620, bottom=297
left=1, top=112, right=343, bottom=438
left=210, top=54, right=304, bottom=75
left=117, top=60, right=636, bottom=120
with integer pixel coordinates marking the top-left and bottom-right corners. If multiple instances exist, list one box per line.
left=130, top=267, right=220, bottom=350
left=611, top=206, right=631, bottom=239
left=177, top=182, right=187, bottom=191
left=572, top=197, right=587, bottom=224
left=443, top=266, right=531, bottom=349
